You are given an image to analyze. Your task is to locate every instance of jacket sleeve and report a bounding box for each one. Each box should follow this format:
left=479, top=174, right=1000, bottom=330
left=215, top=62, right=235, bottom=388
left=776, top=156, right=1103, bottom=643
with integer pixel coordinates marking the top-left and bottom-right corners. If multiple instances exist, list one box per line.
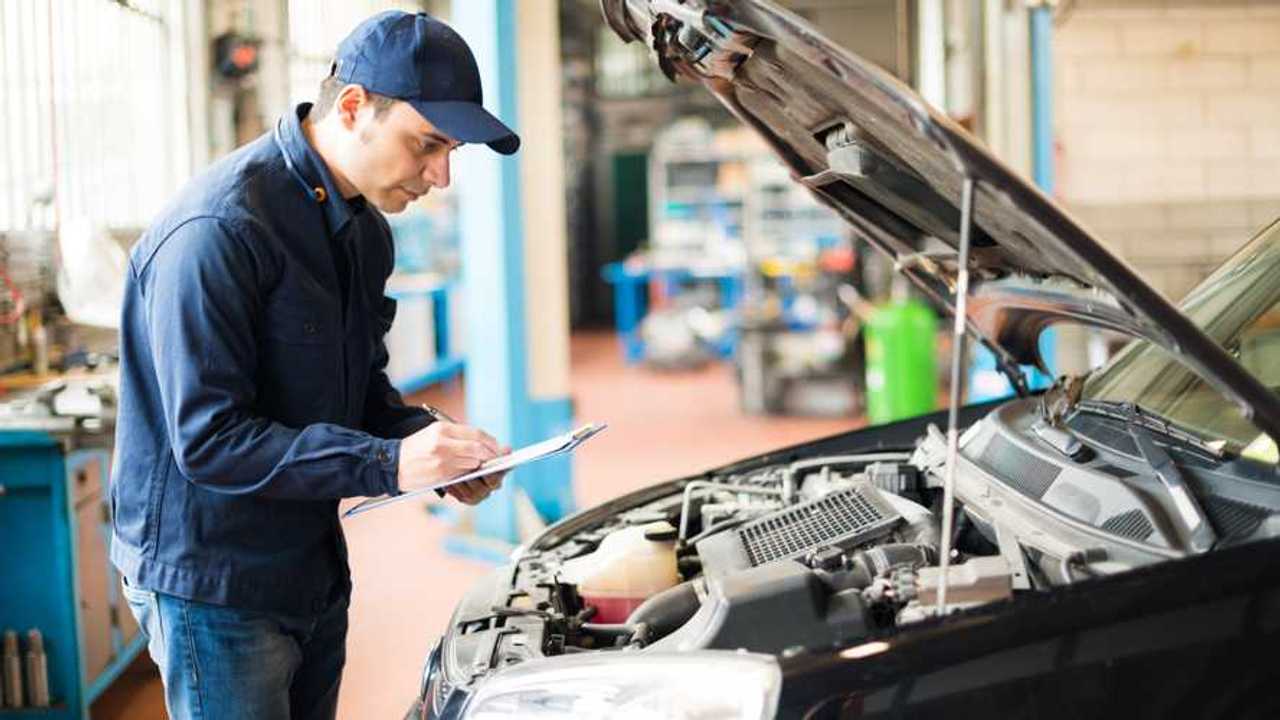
left=361, top=292, right=435, bottom=440
left=141, top=217, right=401, bottom=500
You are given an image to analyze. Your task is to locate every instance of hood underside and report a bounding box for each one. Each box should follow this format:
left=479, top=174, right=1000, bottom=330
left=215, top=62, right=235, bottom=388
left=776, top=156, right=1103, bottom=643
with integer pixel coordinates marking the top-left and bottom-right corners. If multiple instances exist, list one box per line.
left=601, top=0, right=1280, bottom=439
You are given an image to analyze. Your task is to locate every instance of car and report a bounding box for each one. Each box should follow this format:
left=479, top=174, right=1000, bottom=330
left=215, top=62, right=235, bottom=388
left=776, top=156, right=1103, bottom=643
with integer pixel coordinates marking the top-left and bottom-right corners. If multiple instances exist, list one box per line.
left=408, top=1, right=1280, bottom=718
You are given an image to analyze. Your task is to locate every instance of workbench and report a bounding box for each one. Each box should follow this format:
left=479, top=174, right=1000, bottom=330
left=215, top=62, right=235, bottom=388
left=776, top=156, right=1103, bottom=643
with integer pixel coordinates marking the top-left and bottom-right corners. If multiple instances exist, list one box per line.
left=0, top=394, right=144, bottom=718
left=601, top=261, right=743, bottom=364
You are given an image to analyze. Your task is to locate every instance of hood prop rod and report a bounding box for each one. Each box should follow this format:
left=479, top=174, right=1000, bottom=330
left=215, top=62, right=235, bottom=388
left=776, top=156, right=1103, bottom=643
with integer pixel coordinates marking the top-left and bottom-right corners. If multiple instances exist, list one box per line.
left=936, top=176, right=976, bottom=617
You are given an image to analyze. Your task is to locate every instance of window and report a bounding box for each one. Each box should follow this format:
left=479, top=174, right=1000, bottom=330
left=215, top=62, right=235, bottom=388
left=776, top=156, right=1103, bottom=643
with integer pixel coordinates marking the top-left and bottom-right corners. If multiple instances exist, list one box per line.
left=286, top=0, right=436, bottom=108
left=0, top=0, right=195, bottom=232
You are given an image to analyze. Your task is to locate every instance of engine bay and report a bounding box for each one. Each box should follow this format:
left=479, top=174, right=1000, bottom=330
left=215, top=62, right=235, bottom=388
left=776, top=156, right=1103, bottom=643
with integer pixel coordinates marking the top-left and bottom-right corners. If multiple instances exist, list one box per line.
left=437, top=398, right=1280, bottom=684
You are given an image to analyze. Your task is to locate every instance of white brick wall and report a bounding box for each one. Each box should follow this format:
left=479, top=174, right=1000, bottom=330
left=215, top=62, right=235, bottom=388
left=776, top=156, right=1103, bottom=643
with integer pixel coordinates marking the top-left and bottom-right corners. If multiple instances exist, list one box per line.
left=1204, top=20, right=1280, bottom=54
left=1120, top=20, right=1203, bottom=56
left=1054, top=0, right=1280, bottom=297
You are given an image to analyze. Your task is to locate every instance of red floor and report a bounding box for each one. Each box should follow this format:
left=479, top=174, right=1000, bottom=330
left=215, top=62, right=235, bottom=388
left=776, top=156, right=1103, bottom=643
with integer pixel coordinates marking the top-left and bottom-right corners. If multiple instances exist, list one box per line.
left=93, top=331, right=861, bottom=719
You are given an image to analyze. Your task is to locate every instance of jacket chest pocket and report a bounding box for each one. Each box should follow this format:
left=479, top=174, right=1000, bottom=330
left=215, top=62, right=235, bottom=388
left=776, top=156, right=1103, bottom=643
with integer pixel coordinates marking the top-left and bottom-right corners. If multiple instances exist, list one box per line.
left=260, top=299, right=341, bottom=423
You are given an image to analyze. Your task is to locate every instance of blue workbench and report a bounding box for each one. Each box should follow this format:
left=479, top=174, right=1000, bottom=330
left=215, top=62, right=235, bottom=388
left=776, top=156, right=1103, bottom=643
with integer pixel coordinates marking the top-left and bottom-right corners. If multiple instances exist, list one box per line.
left=601, top=262, right=743, bottom=364
left=0, top=428, right=145, bottom=718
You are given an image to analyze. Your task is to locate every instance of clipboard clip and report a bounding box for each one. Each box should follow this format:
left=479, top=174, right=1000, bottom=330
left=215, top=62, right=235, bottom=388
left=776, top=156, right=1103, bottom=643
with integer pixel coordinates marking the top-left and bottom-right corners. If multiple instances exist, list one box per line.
left=572, top=423, right=607, bottom=443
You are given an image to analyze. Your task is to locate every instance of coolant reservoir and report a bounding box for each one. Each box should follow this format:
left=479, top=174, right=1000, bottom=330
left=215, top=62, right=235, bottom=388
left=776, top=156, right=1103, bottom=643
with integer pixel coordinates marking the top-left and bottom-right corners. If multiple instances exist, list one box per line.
left=561, top=522, right=680, bottom=623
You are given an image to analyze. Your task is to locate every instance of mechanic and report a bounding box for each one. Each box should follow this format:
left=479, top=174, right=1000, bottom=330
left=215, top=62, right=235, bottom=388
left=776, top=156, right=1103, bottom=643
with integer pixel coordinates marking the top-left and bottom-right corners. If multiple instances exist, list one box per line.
left=108, top=11, right=519, bottom=720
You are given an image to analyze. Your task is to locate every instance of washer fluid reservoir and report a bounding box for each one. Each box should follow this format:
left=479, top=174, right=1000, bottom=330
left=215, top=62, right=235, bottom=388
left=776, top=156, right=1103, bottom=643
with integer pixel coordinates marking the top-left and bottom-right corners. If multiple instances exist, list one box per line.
left=562, top=522, right=679, bottom=623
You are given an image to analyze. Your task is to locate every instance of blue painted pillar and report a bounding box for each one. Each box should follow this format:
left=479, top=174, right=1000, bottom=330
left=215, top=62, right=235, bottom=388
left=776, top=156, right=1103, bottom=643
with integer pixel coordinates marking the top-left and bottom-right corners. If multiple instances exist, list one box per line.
left=451, top=0, right=575, bottom=553
left=1030, top=5, right=1056, bottom=195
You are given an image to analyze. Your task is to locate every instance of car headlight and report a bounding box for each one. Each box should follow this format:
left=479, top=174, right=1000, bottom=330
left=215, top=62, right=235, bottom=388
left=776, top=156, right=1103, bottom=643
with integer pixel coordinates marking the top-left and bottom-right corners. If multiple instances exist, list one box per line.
left=462, top=651, right=781, bottom=720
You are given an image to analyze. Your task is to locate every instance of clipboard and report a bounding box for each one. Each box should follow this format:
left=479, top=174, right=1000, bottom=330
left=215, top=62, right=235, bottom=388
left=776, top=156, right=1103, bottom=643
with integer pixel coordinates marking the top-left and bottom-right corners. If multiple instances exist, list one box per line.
left=342, top=422, right=607, bottom=518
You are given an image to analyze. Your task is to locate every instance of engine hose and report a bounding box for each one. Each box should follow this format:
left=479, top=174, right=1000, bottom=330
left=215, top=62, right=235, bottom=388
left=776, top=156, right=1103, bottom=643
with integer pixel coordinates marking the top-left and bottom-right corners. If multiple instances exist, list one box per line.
left=578, top=621, right=652, bottom=647
left=623, top=580, right=701, bottom=641
left=853, top=543, right=935, bottom=577
left=579, top=622, right=641, bottom=637
left=821, top=544, right=937, bottom=593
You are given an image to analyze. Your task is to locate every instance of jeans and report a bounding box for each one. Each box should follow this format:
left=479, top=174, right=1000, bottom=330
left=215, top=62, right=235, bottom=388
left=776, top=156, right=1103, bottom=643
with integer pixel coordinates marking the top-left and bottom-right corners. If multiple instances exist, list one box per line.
left=121, top=579, right=348, bottom=720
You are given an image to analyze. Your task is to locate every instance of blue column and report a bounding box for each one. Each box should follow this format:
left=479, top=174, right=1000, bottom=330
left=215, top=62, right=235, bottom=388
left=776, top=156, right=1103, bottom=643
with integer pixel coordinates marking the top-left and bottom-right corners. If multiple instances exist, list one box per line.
left=451, top=1, right=574, bottom=554
left=1030, top=5, right=1056, bottom=194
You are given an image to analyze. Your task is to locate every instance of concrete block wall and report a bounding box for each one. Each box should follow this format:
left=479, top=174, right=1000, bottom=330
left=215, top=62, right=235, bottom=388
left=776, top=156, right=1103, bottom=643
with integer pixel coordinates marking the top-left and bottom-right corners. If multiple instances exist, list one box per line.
left=1053, top=0, right=1280, bottom=300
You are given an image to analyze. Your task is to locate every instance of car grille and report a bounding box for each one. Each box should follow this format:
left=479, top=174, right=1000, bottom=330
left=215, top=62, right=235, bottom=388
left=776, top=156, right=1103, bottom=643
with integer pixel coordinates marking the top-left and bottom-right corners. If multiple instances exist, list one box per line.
left=1204, top=495, right=1270, bottom=540
left=1101, top=509, right=1155, bottom=541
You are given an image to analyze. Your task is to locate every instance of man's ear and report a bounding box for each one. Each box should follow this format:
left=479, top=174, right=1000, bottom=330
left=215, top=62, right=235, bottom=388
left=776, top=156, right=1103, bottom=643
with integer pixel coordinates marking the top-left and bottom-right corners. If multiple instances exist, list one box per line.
left=334, top=84, right=369, bottom=129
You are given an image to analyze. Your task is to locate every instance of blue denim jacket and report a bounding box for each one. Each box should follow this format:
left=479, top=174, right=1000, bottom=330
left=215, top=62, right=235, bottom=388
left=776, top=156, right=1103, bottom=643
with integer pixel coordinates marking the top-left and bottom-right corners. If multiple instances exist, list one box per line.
left=110, top=104, right=432, bottom=614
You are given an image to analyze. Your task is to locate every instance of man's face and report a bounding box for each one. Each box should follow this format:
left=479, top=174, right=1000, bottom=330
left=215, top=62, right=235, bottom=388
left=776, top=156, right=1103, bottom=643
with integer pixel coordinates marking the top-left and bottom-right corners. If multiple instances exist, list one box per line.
left=341, top=98, right=459, bottom=214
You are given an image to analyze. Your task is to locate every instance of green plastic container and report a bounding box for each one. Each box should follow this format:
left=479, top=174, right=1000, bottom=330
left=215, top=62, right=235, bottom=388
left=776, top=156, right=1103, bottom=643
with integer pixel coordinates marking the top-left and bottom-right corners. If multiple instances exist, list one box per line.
left=864, top=299, right=938, bottom=424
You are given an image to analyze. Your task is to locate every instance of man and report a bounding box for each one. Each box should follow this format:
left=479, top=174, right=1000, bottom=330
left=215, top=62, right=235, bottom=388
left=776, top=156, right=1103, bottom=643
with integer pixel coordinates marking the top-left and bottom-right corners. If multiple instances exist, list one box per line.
left=109, top=11, right=517, bottom=720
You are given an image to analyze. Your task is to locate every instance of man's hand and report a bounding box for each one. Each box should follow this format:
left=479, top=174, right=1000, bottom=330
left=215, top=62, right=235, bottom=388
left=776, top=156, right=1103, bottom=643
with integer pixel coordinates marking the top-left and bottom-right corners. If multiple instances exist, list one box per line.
left=399, top=423, right=505, bottom=504
left=443, top=444, right=510, bottom=505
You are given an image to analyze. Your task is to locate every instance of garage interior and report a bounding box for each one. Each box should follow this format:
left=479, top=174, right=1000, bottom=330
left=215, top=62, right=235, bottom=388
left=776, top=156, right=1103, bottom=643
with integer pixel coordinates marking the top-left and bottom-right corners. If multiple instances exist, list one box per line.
left=1, top=0, right=1278, bottom=718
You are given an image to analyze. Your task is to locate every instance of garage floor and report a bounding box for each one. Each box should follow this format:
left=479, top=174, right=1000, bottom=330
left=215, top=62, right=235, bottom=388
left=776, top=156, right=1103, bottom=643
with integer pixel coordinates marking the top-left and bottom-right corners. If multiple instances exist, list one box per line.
left=92, top=331, right=861, bottom=719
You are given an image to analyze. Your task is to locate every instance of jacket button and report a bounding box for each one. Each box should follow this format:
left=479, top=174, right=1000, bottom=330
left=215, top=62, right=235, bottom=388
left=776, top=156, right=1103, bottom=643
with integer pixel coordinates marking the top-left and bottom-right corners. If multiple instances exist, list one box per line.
left=376, top=449, right=391, bottom=464
left=303, top=321, right=318, bottom=334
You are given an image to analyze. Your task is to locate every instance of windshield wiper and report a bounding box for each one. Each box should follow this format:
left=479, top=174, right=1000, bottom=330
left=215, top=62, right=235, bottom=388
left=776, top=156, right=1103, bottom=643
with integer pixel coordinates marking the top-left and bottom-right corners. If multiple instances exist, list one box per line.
left=1073, top=399, right=1225, bottom=461
left=1131, top=420, right=1218, bottom=553
left=1077, top=401, right=1217, bottom=552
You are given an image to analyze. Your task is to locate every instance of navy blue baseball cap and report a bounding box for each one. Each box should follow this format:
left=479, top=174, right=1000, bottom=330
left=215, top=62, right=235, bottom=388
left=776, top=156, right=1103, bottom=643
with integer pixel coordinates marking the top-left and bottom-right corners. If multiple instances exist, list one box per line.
left=332, top=10, right=519, bottom=155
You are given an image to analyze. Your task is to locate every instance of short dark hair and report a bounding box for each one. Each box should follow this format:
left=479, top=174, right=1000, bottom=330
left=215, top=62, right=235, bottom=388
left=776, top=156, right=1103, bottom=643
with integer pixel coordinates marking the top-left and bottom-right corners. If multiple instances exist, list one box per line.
left=309, top=75, right=397, bottom=121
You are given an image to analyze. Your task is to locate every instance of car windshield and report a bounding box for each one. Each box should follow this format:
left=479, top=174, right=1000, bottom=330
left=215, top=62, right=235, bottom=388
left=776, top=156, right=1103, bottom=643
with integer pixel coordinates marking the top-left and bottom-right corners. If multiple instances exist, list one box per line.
left=1081, top=219, right=1280, bottom=462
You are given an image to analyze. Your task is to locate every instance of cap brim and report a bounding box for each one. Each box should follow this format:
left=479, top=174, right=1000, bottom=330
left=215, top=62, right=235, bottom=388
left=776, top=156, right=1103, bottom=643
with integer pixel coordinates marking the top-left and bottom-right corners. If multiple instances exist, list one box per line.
left=407, top=100, right=520, bottom=155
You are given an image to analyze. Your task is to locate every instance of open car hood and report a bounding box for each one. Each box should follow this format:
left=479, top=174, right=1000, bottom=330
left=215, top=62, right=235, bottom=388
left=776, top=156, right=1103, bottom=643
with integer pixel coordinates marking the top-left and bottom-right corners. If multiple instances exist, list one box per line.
left=601, top=0, right=1280, bottom=439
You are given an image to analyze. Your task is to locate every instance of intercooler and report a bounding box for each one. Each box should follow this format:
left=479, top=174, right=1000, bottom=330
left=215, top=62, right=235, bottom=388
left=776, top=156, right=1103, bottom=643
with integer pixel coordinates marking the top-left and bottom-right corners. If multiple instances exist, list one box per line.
left=697, top=482, right=903, bottom=575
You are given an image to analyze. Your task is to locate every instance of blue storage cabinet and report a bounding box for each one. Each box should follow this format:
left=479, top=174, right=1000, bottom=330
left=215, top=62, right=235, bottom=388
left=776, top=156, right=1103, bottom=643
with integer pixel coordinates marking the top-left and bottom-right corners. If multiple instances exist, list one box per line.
left=0, top=430, right=145, bottom=718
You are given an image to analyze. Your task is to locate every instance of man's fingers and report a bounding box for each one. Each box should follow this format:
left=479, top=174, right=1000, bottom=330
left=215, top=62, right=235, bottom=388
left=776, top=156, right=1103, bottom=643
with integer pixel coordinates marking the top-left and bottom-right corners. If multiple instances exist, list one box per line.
left=443, top=436, right=499, bottom=460
left=446, top=483, right=478, bottom=504
left=443, top=477, right=498, bottom=505
left=439, top=423, right=502, bottom=455
left=438, top=438, right=498, bottom=467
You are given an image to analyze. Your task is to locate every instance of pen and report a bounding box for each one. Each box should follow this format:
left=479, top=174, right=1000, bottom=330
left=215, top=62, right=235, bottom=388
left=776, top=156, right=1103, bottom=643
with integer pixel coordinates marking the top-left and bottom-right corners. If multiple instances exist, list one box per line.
left=422, top=404, right=458, bottom=424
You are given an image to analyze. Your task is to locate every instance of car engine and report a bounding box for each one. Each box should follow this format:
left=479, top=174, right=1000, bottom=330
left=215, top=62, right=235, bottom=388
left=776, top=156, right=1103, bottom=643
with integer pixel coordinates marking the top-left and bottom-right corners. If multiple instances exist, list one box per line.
left=432, top=397, right=1280, bottom=691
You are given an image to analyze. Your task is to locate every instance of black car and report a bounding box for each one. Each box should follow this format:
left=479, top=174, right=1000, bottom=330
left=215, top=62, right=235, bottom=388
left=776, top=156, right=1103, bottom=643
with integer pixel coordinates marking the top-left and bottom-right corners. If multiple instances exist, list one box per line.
left=410, top=1, right=1280, bottom=717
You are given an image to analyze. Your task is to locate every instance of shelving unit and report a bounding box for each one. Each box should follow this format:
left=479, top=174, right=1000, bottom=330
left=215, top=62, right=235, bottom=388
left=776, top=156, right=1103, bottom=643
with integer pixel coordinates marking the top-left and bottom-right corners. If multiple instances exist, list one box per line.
left=743, top=158, right=846, bottom=263
left=383, top=195, right=466, bottom=395
left=385, top=275, right=465, bottom=394
left=647, top=119, right=749, bottom=270
left=608, top=120, right=850, bottom=371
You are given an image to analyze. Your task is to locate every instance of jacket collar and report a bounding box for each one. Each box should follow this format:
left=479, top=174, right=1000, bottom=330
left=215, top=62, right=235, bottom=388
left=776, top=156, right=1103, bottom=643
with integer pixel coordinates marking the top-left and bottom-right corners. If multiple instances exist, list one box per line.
left=276, top=103, right=365, bottom=234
